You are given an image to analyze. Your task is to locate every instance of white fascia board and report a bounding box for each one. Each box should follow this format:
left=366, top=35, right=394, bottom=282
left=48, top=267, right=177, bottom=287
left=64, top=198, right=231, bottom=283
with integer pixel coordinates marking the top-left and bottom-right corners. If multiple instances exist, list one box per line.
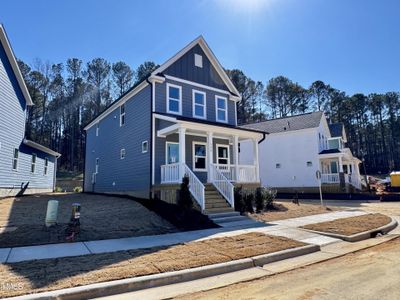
left=153, top=113, right=178, bottom=123
left=0, top=25, right=34, bottom=106
left=148, top=75, right=165, bottom=84
left=84, top=80, right=149, bottom=131
left=151, top=36, right=241, bottom=98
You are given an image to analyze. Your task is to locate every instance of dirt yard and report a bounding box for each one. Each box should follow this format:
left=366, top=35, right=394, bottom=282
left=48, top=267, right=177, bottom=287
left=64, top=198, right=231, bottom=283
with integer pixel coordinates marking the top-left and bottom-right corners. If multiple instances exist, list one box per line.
left=301, top=213, right=392, bottom=236
left=0, top=232, right=305, bottom=298
left=0, top=193, right=178, bottom=248
left=251, top=201, right=340, bottom=222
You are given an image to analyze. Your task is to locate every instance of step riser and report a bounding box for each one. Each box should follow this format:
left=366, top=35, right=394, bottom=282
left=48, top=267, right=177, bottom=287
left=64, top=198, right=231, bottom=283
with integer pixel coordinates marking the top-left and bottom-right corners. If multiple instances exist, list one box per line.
left=208, top=212, right=240, bottom=219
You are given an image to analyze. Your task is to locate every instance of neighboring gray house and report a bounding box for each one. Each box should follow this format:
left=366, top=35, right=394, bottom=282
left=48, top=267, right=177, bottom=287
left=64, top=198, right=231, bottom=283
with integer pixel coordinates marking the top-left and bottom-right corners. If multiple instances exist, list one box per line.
left=84, top=36, right=264, bottom=213
left=0, top=24, right=60, bottom=197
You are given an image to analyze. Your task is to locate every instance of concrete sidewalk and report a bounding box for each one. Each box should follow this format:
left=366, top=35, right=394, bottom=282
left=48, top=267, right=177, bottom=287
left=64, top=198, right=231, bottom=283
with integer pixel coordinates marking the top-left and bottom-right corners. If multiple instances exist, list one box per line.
left=1, top=209, right=367, bottom=263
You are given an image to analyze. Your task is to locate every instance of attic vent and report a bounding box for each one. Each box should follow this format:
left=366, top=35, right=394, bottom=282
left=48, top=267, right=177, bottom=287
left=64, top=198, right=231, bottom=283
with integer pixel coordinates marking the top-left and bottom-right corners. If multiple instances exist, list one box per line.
left=194, top=54, right=203, bottom=68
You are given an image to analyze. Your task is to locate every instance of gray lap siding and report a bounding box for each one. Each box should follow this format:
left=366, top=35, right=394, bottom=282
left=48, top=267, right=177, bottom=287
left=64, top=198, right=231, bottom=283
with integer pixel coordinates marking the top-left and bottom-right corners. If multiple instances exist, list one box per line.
left=84, top=85, right=151, bottom=197
left=154, top=79, right=236, bottom=126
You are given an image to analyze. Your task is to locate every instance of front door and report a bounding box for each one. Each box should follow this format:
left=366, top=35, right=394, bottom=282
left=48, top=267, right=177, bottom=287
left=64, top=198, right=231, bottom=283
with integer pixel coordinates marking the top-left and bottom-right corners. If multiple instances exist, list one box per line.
left=166, top=142, right=179, bottom=164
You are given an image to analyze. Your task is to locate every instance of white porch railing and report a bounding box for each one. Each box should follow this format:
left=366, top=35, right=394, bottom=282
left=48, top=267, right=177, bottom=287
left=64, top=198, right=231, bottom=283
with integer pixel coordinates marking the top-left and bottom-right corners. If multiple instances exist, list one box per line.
left=184, top=164, right=205, bottom=210
left=321, top=173, right=340, bottom=184
left=161, top=163, right=180, bottom=183
left=214, top=164, right=257, bottom=183
left=210, top=164, right=234, bottom=208
left=160, top=163, right=205, bottom=211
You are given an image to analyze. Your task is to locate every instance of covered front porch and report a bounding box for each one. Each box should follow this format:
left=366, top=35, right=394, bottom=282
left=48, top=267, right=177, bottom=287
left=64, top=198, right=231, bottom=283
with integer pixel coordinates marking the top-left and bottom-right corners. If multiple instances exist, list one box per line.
left=155, top=116, right=264, bottom=211
left=319, top=150, right=362, bottom=190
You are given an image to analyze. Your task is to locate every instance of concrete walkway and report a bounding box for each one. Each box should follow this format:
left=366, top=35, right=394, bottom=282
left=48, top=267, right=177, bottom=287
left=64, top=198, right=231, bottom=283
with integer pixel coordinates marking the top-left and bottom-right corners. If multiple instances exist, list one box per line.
left=1, top=209, right=367, bottom=264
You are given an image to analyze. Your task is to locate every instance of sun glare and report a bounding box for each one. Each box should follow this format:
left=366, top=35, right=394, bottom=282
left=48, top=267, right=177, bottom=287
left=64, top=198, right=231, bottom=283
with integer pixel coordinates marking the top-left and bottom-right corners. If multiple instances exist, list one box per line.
left=218, top=0, right=273, bottom=15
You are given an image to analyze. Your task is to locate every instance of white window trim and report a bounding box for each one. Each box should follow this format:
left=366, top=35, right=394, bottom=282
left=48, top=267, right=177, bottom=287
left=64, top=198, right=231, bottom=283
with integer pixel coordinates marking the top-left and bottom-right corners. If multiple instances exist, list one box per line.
left=192, top=89, right=207, bottom=120
left=192, top=142, right=207, bottom=172
left=216, top=144, right=230, bottom=165
left=142, top=141, right=148, bottom=153
left=44, top=157, right=49, bottom=175
left=165, top=142, right=180, bottom=164
left=95, top=158, right=99, bottom=174
left=31, top=153, right=37, bottom=174
left=96, top=123, right=99, bottom=136
left=120, top=148, right=126, bottom=160
left=12, top=148, right=19, bottom=171
left=120, top=104, right=125, bottom=127
left=166, top=83, right=182, bottom=115
left=215, top=95, right=228, bottom=123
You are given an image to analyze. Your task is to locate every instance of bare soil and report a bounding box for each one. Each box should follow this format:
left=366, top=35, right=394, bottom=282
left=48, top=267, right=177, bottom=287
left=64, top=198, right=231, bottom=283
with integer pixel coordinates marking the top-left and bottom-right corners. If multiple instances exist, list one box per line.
left=301, top=213, right=392, bottom=236
left=0, top=193, right=178, bottom=248
left=251, top=201, right=340, bottom=222
left=0, top=232, right=305, bottom=298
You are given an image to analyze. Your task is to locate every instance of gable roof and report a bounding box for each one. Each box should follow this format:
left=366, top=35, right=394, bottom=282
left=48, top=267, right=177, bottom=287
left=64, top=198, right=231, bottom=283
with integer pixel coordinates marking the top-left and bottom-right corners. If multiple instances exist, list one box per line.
left=329, top=123, right=344, bottom=138
left=23, top=139, right=61, bottom=157
left=0, top=24, right=33, bottom=106
left=241, top=111, right=323, bottom=134
left=151, top=36, right=241, bottom=99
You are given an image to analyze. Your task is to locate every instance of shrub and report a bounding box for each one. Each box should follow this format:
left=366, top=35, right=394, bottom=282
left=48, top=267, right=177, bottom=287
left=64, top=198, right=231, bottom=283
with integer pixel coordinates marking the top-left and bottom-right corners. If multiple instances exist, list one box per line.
left=55, top=186, right=63, bottom=192
left=178, top=175, right=193, bottom=210
left=255, top=187, right=265, bottom=213
left=234, top=186, right=245, bottom=214
left=73, top=186, right=83, bottom=193
left=244, top=193, right=254, bottom=213
left=264, top=187, right=277, bottom=209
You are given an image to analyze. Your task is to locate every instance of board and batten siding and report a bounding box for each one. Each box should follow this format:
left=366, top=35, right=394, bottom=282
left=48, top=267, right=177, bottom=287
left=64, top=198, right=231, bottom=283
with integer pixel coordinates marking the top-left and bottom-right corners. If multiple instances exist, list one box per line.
left=164, top=44, right=228, bottom=91
left=84, top=85, right=152, bottom=198
left=154, top=79, right=236, bottom=125
left=0, top=40, right=56, bottom=193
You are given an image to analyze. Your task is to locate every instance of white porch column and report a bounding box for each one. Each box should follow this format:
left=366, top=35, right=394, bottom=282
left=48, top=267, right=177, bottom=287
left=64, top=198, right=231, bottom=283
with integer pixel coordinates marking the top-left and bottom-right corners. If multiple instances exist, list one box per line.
left=338, top=156, right=343, bottom=172
left=179, top=127, right=186, bottom=179
left=233, top=135, right=239, bottom=182
left=253, top=138, right=260, bottom=182
left=207, top=132, right=213, bottom=182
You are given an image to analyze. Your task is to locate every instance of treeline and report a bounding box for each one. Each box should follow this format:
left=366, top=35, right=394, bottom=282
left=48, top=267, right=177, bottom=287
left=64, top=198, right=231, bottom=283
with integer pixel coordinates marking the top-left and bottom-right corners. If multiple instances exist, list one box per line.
left=19, top=59, right=400, bottom=175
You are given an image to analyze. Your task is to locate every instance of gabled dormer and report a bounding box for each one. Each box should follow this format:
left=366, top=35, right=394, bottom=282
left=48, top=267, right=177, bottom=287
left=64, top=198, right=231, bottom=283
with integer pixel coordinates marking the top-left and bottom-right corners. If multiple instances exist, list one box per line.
left=150, top=36, right=241, bottom=126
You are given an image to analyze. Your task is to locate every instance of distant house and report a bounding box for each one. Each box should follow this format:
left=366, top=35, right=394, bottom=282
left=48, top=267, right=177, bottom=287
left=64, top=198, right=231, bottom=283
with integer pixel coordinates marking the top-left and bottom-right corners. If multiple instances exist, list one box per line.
left=240, top=112, right=364, bottom=193
left=84, top=36, right=265, bottom=213
left=0, top=24, right=60, bottom=197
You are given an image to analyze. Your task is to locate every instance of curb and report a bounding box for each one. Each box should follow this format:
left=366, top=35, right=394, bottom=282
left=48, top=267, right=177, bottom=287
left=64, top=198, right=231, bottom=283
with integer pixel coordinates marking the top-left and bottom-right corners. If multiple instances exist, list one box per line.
left=8, top=244, right=319, bottom=300
left=302, top=217, right=398, bottom=242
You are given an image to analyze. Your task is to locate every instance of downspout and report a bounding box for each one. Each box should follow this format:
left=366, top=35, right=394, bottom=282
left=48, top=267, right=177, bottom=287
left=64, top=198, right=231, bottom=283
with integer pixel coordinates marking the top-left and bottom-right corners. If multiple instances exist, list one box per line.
left=258, top=132, right=268, bottom=144
left=146, top=79, right=153, bottom=199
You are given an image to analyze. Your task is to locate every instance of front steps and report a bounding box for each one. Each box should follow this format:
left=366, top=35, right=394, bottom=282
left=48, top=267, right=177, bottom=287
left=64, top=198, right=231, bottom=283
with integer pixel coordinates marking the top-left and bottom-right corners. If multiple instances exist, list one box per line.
left=208, top=211, right=265, bottom=228
left=203, top=184, right=234, bottom=214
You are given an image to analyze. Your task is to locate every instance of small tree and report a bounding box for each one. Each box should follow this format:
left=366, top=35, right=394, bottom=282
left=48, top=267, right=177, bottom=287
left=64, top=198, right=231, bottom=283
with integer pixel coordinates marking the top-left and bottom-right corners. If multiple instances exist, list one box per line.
left=244, top=193, right=254, bottom=213
left=178, top=175, right=193, bottom=210
left=234, top=186, right=245, bottom=214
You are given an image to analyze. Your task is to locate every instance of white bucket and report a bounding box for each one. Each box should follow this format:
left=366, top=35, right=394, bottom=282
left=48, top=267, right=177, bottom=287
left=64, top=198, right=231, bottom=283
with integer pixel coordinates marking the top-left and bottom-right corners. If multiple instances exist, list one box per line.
left=45, top=200, right=59, bottom=227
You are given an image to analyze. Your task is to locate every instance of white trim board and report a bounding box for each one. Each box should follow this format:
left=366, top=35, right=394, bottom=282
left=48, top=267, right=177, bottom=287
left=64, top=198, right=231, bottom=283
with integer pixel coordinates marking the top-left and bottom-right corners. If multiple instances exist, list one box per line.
left=0, top=25, right=33, bottom=106
left=151, top=36, right=241, bottom=100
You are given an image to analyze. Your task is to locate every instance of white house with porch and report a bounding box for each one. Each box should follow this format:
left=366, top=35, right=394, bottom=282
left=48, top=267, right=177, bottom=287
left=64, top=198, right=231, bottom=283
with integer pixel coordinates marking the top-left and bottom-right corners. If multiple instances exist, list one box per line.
left=239, top=112, right=364, bottom=193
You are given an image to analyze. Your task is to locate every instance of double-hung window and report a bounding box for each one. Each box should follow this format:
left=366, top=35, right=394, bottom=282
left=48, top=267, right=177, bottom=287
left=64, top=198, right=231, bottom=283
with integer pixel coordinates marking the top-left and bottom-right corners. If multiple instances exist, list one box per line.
left=12, top=148, right=19, bottom=171
left=31, top=154, right=37, bottom=173
left=120, top=104, right=125, bottom=126
left=193, top=142, right=207, bottom=171
left=215, top=96, right=227, bottom=123
left=167, top=84, right=182, bottom=114
left=192, top=90, right=206, bottom=119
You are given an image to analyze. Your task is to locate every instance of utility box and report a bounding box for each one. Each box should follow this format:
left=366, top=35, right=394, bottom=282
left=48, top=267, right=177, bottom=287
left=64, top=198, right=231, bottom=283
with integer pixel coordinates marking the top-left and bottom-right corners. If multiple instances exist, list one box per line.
left=390, top=172, right=400, bottom=187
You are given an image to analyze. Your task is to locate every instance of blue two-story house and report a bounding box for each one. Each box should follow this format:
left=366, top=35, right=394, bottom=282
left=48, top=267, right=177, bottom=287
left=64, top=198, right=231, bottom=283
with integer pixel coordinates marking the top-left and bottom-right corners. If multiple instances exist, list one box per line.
left=0, top=24, right=60, bottom=197
left=84, top=36, right=264, bottom=213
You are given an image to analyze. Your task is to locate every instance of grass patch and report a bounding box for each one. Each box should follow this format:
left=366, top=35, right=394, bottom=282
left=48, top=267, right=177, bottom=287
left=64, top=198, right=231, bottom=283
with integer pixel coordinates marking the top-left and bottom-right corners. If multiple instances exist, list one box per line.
left=301, top=213, right=392, bottom=236
left=0, top=232, right=306, bottom=298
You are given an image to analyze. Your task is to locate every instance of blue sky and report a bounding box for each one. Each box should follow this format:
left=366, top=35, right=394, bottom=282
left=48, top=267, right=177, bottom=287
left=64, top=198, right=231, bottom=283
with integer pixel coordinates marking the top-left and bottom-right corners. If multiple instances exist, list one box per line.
left=1, top=0, right=399, bottom=95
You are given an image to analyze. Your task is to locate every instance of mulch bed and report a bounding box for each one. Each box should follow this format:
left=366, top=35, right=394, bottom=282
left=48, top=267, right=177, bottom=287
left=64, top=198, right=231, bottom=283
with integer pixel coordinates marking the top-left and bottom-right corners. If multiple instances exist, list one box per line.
left=301, top=213, right=392, bottom=236
left=0, top=232, right=306, bottom=298
left=250, top=202, right=340, bottom=222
